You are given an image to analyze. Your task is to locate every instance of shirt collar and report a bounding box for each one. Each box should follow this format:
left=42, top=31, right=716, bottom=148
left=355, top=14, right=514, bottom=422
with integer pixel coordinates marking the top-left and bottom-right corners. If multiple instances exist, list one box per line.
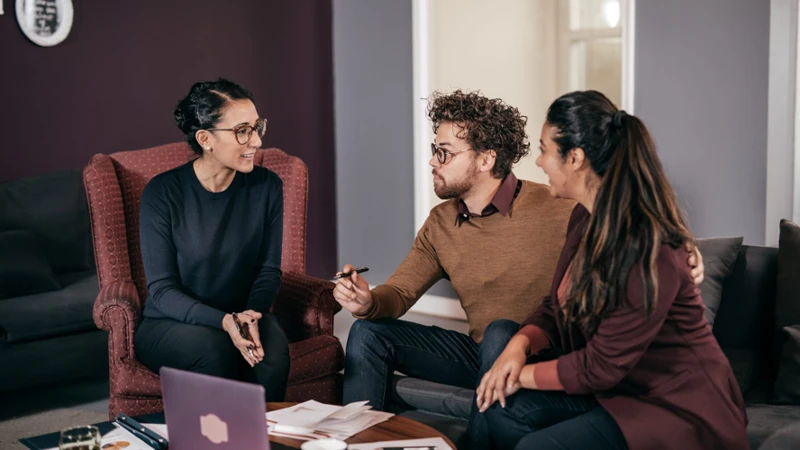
left=456, top=172, right=519, bottom=224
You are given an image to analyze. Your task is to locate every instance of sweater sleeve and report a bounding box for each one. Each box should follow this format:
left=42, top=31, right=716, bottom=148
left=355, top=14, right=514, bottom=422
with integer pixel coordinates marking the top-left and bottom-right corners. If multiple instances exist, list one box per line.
left=355, top=216, right=445, bottom=320
left=139, top=181, right=226, bottom=328
left=556, top=246, right=684, bottom=394
left=246, top=175, right=283, bottom=313
left=518, top=296, right=561, bottom=350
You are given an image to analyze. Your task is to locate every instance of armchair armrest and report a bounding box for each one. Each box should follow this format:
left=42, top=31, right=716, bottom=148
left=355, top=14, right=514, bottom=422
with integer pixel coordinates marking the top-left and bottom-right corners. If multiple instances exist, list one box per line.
left=93, top=282, right=141, bottom=361
left=272, top=271, right=341, bottom=342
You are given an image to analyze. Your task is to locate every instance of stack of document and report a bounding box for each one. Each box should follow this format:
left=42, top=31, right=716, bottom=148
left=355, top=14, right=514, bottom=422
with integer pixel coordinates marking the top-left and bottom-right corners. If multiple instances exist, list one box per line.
left=266, top=400, right=394, bottom=441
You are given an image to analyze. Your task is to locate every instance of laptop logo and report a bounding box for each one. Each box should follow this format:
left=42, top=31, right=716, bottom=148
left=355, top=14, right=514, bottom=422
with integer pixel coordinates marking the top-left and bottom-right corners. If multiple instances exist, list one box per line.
left=199, top=413, right=229, bottom=444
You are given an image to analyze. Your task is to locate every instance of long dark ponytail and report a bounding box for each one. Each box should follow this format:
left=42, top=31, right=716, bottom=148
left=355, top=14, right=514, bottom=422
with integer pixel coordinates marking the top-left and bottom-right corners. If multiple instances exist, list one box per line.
left=547, top=90, right=694, bottom=335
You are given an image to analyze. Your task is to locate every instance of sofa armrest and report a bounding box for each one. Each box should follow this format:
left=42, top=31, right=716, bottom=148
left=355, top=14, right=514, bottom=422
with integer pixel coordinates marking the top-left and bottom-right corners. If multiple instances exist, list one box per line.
left=93, top=282, right=141, bottom=361
left=272, top=271, right=341, bottom=342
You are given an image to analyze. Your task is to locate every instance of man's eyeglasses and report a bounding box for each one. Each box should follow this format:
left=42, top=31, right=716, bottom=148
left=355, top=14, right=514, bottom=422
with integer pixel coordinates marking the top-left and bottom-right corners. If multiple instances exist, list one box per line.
left=208, top=118, right=268, bottom=145
left=431, top=143, right=475, bottom=165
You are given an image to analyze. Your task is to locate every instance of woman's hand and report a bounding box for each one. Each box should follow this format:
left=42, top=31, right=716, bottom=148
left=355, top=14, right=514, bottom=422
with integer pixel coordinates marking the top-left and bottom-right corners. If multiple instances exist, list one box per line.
left=240, top=310, right=265, bottom=360
left=222, top=312, right=263, bottom=367
left=476, top=335, right=528, bottom=413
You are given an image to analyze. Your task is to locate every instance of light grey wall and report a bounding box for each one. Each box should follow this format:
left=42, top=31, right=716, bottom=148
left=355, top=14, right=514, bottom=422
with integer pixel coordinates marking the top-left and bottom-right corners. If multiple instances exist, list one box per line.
left=635, top=0, right=771, bottom=244
left=333, top=0, right=415, bottom=283
left=766, top=0, right=798, bottom=246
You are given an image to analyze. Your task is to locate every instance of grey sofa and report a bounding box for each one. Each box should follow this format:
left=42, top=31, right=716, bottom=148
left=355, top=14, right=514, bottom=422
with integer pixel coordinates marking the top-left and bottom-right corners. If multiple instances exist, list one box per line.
left=389, top=244, right=800, bottom=449
left=0, top=170, right=106, bottom=393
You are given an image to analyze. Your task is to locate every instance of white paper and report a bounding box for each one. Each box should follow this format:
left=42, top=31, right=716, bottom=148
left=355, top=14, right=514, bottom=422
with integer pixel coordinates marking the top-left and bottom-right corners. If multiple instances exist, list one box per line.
left=326, top=400, right=370, bottom=421
left=143, top=423, right=169, bottom=439
left=266, top=401, right=394, bottom=441
left=268, top=400, right=342, bottom=430
left=347, top=437, right=453, bottom=450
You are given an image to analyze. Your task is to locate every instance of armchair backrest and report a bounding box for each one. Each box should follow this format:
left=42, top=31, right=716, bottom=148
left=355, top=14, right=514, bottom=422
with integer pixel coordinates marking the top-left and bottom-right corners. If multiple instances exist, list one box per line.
left=83, top=142, right=308, bottom=305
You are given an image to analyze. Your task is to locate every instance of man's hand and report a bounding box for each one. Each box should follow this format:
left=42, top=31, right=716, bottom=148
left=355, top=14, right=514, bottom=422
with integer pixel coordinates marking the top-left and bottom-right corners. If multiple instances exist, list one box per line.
left=685, top=242, right=705, bottom=286
left=475, top=335, right=528, bottom=413
left=332, top=264, right=374, bottom=315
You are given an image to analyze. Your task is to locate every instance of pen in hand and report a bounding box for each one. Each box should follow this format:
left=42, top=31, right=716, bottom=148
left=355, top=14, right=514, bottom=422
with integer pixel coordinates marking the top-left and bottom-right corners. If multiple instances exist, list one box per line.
left=333, top=266, right=369, bottom=280
left=232, top=313, right=256, bottom=359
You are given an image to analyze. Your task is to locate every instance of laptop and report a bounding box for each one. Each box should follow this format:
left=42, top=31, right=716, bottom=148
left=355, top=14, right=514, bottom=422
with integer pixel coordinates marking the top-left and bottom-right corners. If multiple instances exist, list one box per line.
left=160, top=367, right=272, bottom=449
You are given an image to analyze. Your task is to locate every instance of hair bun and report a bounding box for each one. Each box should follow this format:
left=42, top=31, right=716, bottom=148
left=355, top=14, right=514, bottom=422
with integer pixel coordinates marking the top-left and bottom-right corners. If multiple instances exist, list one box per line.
left=612, top=110, right=627, bottom=128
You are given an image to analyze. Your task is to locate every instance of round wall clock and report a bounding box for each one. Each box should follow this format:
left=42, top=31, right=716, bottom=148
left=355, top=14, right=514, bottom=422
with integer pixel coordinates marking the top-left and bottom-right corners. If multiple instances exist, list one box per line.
left=16, top=0, right=74, bottom=47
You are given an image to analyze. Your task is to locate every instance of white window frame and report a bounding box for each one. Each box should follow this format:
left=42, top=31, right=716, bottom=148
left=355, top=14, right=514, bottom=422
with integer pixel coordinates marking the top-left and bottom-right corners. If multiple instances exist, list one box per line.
left=795, top=0, right=800, bottom=223
left=557, top=0, right=634, bottom=110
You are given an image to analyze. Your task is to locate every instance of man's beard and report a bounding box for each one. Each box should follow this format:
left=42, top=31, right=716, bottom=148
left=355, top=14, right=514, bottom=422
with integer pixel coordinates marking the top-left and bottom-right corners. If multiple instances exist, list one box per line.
left=434, top=162, right=479, bottom=200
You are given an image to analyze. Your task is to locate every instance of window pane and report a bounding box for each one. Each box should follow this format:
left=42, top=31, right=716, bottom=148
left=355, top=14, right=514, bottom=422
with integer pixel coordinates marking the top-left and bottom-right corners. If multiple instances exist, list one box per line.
left=569, top=0, right=620, bottom=30
left=569, top=37, right=622, bottom=107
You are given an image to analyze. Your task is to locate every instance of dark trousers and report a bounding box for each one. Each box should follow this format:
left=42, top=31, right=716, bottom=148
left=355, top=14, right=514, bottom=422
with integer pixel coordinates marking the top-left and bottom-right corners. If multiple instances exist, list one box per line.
left=134, top=313, right=290, bottom=401
left=342, top=318, right=519, bottom=448
left=480, top=320, right=629, bottom=450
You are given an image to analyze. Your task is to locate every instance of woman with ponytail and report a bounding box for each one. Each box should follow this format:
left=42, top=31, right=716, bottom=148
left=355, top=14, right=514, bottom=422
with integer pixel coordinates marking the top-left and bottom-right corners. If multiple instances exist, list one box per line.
left=475, top=91, right=747, bottom=449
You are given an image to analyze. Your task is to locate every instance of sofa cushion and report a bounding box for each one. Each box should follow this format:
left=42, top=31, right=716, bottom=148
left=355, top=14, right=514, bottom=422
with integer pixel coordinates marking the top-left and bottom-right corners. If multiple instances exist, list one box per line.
left=713, top=246, right=779, bottom=395
left=723, top=347, right=763, bottom=396
left=774, top=325, right=800, bottom=404
left=0, top=170, right=94, bottom=274
left=0, top=271, right=98, bottom=344
left=391, top=375, right=472, bottom=420
left=776, top=220, right=800, bottom=351
left=746, top=404, right=800, bottom=449
left=0, top=230, right=61, bottom=299
left=696, top=236, right=743, bottom=326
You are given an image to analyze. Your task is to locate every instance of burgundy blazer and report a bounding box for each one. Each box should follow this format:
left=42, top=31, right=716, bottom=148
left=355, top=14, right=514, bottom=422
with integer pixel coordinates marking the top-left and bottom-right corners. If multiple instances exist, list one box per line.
left=523, top=205, right=749, bottom=450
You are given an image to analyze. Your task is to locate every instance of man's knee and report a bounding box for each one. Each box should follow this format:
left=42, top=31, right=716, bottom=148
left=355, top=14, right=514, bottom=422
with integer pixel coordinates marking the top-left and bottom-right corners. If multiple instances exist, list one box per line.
left=345, top=319, right=391, bottom=362
left=480, top=319, right=519, bottom=364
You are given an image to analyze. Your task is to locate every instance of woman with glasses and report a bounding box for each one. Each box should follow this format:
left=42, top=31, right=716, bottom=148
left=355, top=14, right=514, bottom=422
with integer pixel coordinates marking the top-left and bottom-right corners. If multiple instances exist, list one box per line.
left=134, top=78, right=289, bottom=400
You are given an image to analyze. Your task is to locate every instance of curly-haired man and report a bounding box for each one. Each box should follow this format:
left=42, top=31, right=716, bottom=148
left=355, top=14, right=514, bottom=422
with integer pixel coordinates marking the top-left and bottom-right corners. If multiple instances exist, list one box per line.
left=334, top=90, right=703, bottom=444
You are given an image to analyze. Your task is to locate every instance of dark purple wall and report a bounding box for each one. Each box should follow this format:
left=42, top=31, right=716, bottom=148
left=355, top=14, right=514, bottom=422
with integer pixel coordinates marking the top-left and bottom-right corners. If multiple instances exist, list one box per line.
left=0, top=1, right=336, bottom=278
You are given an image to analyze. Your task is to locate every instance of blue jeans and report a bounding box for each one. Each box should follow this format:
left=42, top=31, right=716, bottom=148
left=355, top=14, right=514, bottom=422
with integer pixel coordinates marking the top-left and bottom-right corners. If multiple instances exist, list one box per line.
left=342, top=318, right=524, bottom=448
left=479, top=320, right=629, bottom=450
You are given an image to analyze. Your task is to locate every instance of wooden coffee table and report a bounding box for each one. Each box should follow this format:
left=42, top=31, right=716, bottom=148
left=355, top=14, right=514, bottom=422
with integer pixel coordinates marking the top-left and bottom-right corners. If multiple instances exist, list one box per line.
left=267, top=402, right=456, bottom=448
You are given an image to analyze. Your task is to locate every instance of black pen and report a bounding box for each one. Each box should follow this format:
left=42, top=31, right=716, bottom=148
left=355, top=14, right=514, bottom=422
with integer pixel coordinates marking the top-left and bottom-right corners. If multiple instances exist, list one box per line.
left=333, top=266, right=369, bottom=280
left=116, top=413, right=168, bottom=449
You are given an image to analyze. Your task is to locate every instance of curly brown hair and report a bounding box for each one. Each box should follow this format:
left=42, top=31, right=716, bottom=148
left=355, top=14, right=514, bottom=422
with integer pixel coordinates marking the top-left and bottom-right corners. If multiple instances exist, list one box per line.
left=426, top=90, right=530, bottom=179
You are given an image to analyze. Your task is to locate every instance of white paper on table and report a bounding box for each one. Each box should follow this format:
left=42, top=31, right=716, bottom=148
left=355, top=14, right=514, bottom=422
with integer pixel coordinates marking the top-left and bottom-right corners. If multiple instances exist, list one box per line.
left=43, top=424, right=153, bottom=450
left=326, top=400, right=370, bottom=421
left=347, top=437, right=453, bottom=450
left=268, top=400, right=342, bottom=430
left=143, top=423, right=169, bottom=439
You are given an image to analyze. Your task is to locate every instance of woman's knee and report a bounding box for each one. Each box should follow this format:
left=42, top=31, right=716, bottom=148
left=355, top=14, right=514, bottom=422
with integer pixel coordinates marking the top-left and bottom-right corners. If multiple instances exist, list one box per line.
left=191, top=328, right=240, bottom=377
left=258, top=315, right=291, bottom=370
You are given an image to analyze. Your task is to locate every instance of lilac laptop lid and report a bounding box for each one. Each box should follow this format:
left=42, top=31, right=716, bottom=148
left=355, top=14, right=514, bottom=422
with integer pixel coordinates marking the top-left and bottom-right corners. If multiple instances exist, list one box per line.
left=160, top=366, right=270, bottom=450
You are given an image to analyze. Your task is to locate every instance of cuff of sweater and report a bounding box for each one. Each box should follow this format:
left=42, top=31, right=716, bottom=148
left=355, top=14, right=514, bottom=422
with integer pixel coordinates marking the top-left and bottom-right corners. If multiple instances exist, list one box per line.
left=352, top=295, right=379, bottom=320
left=556, top=352, right=589, bottom=395
left=186, top=303, right=227, bottom=329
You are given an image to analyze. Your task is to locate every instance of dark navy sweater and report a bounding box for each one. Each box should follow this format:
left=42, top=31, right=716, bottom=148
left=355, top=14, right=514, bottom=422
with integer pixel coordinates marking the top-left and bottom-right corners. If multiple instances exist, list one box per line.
left=139, top=161, right=283, bottom=329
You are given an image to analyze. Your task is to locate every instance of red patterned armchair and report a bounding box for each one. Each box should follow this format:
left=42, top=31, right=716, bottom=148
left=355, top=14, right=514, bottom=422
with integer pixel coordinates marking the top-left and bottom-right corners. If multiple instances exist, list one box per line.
left=83, top=143, right=343, bottom=419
